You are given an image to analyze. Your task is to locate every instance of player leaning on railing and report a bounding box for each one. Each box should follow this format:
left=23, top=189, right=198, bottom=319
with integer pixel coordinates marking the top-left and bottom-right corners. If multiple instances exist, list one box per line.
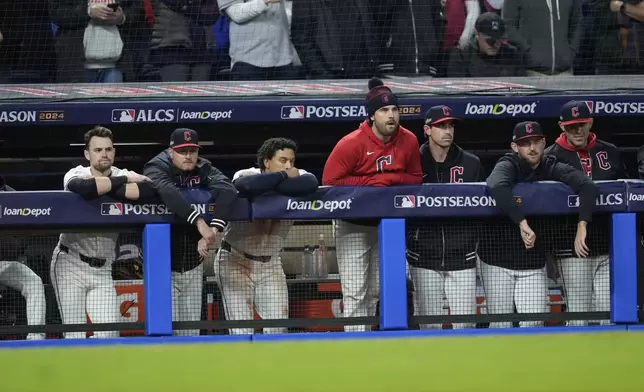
left=143, top=128, right=238, bottom=336
left=215, top=137, right=318, bottom=335
left=0, top=177, right=47, bottom=340
left=53, top=126, right=155, bottom=339
left=482, top=121, right=598, bottom=328
left=322, top=77, right=422, bottom=332
left=405, top=105, right=486, bottom=330
left=545, top=101, right=628, bottom=326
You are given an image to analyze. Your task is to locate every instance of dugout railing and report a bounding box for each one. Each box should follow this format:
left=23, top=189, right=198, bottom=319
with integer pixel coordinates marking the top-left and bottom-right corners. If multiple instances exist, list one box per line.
left=0, top=182, right=639, bottom=339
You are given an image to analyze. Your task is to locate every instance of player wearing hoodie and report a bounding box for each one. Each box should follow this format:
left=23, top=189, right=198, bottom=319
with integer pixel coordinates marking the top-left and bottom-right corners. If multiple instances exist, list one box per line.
left=544, top=100, right=627, bottom=326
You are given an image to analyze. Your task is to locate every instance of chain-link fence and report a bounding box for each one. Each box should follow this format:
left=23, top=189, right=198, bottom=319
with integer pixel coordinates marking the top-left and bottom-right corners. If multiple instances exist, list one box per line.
left=1, top=0, right=643, bottom=85
left=407, top=214, right=611, bottom=329
left=0, top=229, right=144, bottom=340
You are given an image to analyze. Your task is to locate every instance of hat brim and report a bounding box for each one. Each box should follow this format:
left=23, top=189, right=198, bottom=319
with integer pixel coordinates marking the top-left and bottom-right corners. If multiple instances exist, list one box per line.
left=513, top=134, right=545, bottom=142
left=171, top=143, right=201, bottom=149
left=560, top=118, right=592, bottom=126
left=429, top=117, right=460, bottom=125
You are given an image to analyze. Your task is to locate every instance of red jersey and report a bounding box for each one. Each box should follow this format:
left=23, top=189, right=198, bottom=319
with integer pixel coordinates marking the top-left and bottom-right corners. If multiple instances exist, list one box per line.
left=322, top=121, right=423, bottom=186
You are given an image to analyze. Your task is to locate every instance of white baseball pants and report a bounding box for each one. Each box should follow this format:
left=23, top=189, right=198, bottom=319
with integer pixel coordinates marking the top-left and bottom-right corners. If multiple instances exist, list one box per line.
left=559, top=255, right=610, bottom=326
left=410, top=266, right=477, bottom=329
left=0, top=260, right=46, bottom=340
left=480, top=261, right=549, bottom=328
left=171, top=263, right=204, bottom=336
left=214, top=248, right=288, bottom=335
left=333, top=220, right=379, bottom=332
left=50, top=247, right=120, bottom=339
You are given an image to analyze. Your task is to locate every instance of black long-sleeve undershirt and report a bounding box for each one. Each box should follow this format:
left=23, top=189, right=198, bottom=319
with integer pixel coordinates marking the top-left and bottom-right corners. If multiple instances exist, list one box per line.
left=234, top=171, right=319, bottom=198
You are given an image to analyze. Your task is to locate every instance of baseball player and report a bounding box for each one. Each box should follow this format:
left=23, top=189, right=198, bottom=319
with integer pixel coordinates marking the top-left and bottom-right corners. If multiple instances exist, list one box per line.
left=406, top=105, right=486, bottom=329
left=0, top=176, right=46, bottom=340
left=143, top=128, right=238, bottom=336
left=215, top=137, right=318, bottom=334
left=545, top=101, right=628, bottom=326
left=483, top=121, right=598, bottom=328
left=322, top=77, right=423, bottom=332
left=52, top=126, right=155, bottom=338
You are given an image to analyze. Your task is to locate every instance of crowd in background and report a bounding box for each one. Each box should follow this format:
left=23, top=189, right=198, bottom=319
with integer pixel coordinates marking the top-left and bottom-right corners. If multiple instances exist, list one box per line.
left=0, top=0, right=643, bottom=84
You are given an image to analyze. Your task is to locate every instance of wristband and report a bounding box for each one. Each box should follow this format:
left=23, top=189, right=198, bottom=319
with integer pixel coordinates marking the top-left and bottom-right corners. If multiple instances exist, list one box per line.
left=109, top=176, right=127, bottom=190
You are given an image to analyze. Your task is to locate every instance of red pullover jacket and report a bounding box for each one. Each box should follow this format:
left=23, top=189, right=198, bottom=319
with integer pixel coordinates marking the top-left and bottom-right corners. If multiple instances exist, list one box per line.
left=322, top=121, right=423, bottom=186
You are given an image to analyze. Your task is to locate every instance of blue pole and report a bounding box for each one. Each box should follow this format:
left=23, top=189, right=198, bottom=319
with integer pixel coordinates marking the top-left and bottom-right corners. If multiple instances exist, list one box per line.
left=143, top=224, right=173, bottom=336
left=378, top=218, right=408, bottom=330
left=610, top=213, right=638, bottom=324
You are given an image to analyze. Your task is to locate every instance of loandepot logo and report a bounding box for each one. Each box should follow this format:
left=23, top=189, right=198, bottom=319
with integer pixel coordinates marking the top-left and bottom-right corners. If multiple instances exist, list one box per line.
left=101, top=202, right=211, bottom=216
left=567, top=193, right=624, bottom=207
left=395, top=195, right=496, bottom=208
left=286, top=198, right=353, bottom=212
left=464, top=102, right=537, bottom=117
left=629, top=193, right=644, bottom=203
left=2, top=207, right=52, bottom=217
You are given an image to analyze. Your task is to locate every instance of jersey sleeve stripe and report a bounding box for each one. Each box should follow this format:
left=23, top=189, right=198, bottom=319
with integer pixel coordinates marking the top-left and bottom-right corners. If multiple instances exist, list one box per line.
left=187, top=209, right=199, bottom=225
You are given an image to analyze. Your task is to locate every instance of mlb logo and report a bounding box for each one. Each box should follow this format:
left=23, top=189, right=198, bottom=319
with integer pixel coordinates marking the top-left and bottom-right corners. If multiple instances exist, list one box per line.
left=101, top=203, right=123, bottom=216
left=281, top=105, right=305, bottom=120
left=394, top=195, right=416, bottom=208
left=112, top=109, right=135, bottom=123
left=567, top=195, right=580, bottom=208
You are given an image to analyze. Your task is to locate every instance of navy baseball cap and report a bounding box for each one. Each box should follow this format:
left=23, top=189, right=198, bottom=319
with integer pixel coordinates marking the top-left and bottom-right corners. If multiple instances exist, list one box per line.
left=512, top=121, right=544, bottom=142
left=425, top=105, right=459, bottom=125
left=560, top=101, right=593, bottom=126
left=170, top=128, right=200, bottom=149
left=475, top=13, right=507, bottom=40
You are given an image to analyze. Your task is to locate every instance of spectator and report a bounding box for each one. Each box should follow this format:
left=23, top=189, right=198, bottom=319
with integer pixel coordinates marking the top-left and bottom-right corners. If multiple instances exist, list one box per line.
left=291, top=0, right=376, bottom=79
left=371, top=0, right=441, bottom=77
left=149, top=0, right=219, bottom=82
left=437, top=0, right=481, bottom=76
left=49, top=0, right=149, bottom=83
left=217, top=0, right=299, bottom=81
left=448, top=12, right=525, bottom=77
left=0, top=0, right=57, bottom=83
left=589, top=0, right=644, bottom=74
left=502, top=0, right=582, bottom=76
left=479, top=0, right=503, bottom=14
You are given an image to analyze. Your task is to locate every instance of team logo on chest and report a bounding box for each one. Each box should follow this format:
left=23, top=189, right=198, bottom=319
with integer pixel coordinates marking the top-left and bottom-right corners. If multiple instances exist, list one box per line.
left=450, top=166, right=464, bottom=183
left=376, top=155, right=392, bottom=172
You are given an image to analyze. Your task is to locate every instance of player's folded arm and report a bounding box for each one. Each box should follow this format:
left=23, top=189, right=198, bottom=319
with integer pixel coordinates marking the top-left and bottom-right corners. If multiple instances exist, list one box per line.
left=143, top=164, right=202, bottom=225
left=67, top=176, right=127, bottom=199
left=108, top=181, right=157, bottom=202
left=276, top=173, right=319, bottom=197
left=486, top=160, right=525, bottom=224
left=233, top=171, right=287, bottom=198
left=204, top=166, right=238, bottom=231
left=549, top=160, right=599, bottom=223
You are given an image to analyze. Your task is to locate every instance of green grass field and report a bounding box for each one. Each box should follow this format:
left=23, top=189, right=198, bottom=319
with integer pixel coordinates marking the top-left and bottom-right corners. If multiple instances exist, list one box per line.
left=1, top=332, right=641, bottom=392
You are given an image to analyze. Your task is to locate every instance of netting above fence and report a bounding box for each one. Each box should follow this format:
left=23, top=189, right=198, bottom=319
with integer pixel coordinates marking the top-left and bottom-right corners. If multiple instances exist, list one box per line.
left=0, top=0, right=642, bottom=86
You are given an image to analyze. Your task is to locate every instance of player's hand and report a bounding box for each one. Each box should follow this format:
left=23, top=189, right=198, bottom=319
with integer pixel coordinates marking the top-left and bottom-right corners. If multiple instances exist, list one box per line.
left=89, top=4, right=114, bottom=20
left=197, top=238, right=210, bottom=259
left=106, top=7, right=125, bottom=25
left=264, top=0, right=280, bottom=4
left=610, top=1, right=624, bottom=13
left=574, top=221, right=590, bottom=258
left=197, top=219, right=217, bottom=244
left=519, top=220, right=536, bottom=249
left=127, top=172, right=151, bottom=183
left=285, top=167, right=300, bottom=178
